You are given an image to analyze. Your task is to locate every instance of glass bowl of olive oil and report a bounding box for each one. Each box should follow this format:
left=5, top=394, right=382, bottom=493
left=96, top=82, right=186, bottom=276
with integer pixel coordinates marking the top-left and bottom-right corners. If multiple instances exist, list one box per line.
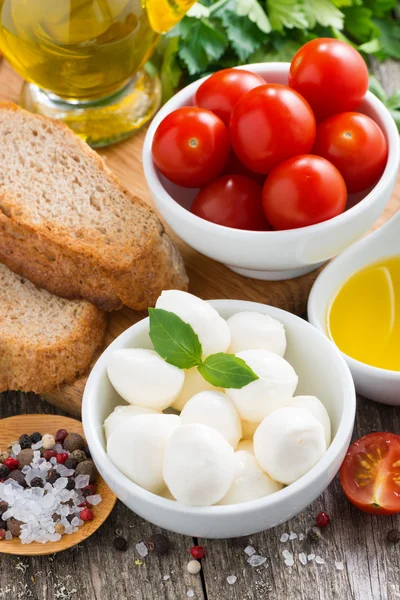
left=0, top=0, right=196, bottom=146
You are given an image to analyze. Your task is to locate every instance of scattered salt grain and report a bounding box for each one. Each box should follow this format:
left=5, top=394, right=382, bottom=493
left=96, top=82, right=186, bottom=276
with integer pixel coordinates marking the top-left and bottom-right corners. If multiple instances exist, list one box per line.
left=12, top=444, right=21, bottom=455
left=5, top=531, right=12, bottom=540
left=299, top=533, right=305, bottom=541
left=284, top=557, right=294, bottom=567
left=308, top=554, right=315, bottom=561
left=247, top=555, right=266, bottom=567
left=315, top=556, right=325, bottom=565
left=227, top=575, right=237, bottom=585
left=299, top=552, right=307, bottom=566
left=136, top=541, right=148, bottom=558
left=163, top=575, right=170, bottom=581
left=244, top=545, right=256, bottom=556
left=280, top=533, right=289, bottom=543
left=289, top=532, right=297, bottom=540
left=187, top=589, right=194, bottom=598
left=54, top=478, right=68, bottom=490
left=335, top=561, right=344, bottom=571
left=85, top=494, right=102, bottom=506
left=32, top=441, right=43, bottom=451
left=74, top=474, right=90, bottom=489
left=282, top=550, right=292, bottom=559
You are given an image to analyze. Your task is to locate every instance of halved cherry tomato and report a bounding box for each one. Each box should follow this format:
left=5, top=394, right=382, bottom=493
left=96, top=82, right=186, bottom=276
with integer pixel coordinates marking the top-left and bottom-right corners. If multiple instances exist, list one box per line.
left=289, top=39, right=369, bottom=121
left=340, top=432, right=400, bottom=515
left=191, top=174, right=269, bottom=231
left=152, top=107, right=230, bottom=188
left=313, top=112, right=388, bottom=193
left=262, top=155, right=347, bottom=230
left=229, top=84, right=316, bottom=174
left=222, top=151, right=266, bottom=186
left=195, top=68, right=265, bottom=126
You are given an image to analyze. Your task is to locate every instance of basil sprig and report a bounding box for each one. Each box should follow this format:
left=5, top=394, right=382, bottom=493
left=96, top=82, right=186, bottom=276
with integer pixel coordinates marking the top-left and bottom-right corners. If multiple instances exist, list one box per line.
left=149, top=308, right=258, bottom=389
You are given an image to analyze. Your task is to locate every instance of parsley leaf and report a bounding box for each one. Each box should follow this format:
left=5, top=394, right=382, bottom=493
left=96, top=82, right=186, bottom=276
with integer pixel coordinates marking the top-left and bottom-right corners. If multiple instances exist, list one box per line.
left=267, top=0, right=309, bottom=31
left=304, top=0, right=344, bottom=30
left=177, top=16, right=228, bottom=74
left=236, top=0, right=272, bottom=33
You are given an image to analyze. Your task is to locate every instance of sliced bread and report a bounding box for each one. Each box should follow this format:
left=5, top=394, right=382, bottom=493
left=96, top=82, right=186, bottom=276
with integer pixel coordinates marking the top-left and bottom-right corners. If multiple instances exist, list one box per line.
left=0, top=102, right=188, bottom=311
left=0, top=263, right=106, bottom=393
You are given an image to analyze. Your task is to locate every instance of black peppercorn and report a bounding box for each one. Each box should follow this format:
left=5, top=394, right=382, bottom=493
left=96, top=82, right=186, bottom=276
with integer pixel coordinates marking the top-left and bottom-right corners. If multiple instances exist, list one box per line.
left=0, top=465, right=10, bottom=479
left=0, top=501, right=8, bottom=517
left=19, top=434, right=32, bottom=450
left=0, top=519, right=6, bottom=530
left=30, top=432, right=42, bottom=444
left=47, top=469, right=61, bottom=484
left=63, top=433, right=85, bottom=453
left=66, top=479, right=76, bottom=491
left=387, top=529, right=400, bottom=543
left=307, top=527, right=322, bottom=543
left=146, top=533, right=170, bottom=555
left=30, top=477, right=44, bottom=488
left=64, top=457, right=77, bottom=470
left=113, top=536, right=128, bottom=552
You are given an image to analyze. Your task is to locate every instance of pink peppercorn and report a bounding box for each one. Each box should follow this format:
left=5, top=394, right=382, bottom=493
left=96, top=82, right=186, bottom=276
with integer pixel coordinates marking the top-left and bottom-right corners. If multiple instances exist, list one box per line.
left=56, top=453, right=69, bottom=464
left=190, top=546, right=205, bottom=559
left=55, top=429, right=68, bottom=444
left=43, top=450, right=58, bottom=461
left=4, top=457, right=18, bottom=471
left=316, top=511, right=330, bottom=528
left=80, top=508, right=94, bottom=521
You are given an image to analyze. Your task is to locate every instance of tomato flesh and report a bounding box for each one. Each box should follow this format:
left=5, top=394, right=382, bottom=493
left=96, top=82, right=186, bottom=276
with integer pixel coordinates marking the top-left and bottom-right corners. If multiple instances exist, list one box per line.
left=152, top=107, right=230, bottom=188
left=340, top=433, right=400, bottom=515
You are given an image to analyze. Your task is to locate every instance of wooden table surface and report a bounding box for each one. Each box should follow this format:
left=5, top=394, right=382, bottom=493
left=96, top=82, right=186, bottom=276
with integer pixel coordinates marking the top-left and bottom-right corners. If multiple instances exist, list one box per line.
left=0, top=59, right=400, bottom=600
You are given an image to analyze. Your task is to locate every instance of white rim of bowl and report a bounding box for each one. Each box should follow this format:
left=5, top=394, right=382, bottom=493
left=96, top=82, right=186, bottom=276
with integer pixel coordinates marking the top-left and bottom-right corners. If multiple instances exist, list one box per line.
left=142, top=63, right=400, bottom=239
left=82, top=300, right=356, bottom=517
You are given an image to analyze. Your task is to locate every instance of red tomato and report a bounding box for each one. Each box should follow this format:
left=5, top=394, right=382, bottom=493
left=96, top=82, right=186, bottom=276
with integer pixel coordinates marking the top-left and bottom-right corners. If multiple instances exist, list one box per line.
left=195, top=68, right=265, bottom=126
left=229, top=84, right=316, bottom=174
left=262, top=155, right=347, bottom=230
left=152, top=107, right=230, bottom=188
left=289, top=39, right=369, bottom=121
left=340, top=433, right=400, bottom=515
left=222, top=151, right=266, bottom=186
left=313, top=112, right=388, bottom=193
left=191, top=174, right=269, bottom=231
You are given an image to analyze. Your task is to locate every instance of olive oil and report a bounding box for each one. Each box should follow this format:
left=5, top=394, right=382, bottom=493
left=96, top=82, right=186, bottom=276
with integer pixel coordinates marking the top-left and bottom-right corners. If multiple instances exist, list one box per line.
left=328, top=256, right=400, bottom=371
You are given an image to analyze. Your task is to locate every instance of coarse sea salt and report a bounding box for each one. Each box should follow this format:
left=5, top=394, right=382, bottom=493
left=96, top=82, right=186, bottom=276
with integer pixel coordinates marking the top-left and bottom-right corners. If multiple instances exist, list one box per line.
left=12, top=444, right=21, bottom=455
left=299, top=553, right=307, bottom=566
left=280, top=533, right=289, bottom=543
left=299, top=533, right=305, bottom=541
left=227, top=575, right=237, bottom=585
left=289, top=532, right=297, bottom=540
left=247, top=555, right=267, bottom=567
left=187, top=589, right=194, bottom=598
left=282, top=550, right=292, bottom=560
left=308, top=554, right=315, bottom=561
left=244, top=545, right=256, bottom=556
left=32, top=441, right=43, bottom=451
left=85, top=494, right=102, bottom=506
left=335, top=561, right=344, bottom=571
left=136, top=542, right=148, bottom=558
left=163, top=575, right=170, bottom=581
left=315, top=556, right=325, bottom=565
left=284, top=557, right=294, bottom=567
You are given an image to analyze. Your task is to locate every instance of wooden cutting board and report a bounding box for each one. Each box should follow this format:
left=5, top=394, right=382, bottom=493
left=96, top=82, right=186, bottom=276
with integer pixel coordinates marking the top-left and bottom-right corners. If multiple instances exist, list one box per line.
left=0, top=60, right=399, bottom=417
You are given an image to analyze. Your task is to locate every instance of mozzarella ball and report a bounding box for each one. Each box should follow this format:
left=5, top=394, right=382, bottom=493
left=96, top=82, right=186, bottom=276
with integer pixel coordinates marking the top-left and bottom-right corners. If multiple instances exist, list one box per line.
left=254, top=407, right=326, bottom=485
left=163, top=424, right=234, bottom=506
left=241, top=420, right=258, bottom=440
left=290, top=395, right=331, bottom=447
left=172, top=366, right=218, bottom=412
left=219, top=449, right=283, bottom=505
left=156, top=290, right=230, bottom=358
left=104, top=405, right=159, bottom=440
left=225, top=350, right=298, bottom=423
left=107, top=348, right=184, bottom=410
left=180, top=391, right=242, bottom=448
left=107, top=414, right=180, bottom=494
left=227, top=311, right=286, bottom=356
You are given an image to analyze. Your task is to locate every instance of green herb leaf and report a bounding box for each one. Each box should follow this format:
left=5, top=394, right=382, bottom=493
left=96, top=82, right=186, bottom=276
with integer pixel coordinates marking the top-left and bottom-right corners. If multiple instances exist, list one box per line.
left=177, top=16, right=228, bottom=74
left=372, top=18, right=400, bottom=60
left=267, top=0, right=309, bottom=32
left=236, top=0, right=272, bottom=33
left=343, top=7, right=378, bottom=42
left=368, top=73, right=388, bottom=102
left=219, top=9, right=266, bottom=60
left=149, top=308, right=202, bottom=369
left=304, top=0, right=344, bottom=30
left=198, top=353, right=259, bottom=388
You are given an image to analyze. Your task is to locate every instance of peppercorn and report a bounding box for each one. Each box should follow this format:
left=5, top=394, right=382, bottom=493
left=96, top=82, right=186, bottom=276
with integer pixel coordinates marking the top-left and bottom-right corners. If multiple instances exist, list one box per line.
left=55, top=523, right=65, bottom=535
left=387, top=529, right=400, bottom=543
left=63, top=433, right=84, bottom=453
left=55, top=429, right=68, bottom=444
left=56, top=453, right=69, bottom=464
left=82, top=445, right=91, bottom=459
left=7, top=517, right=23, bottom=537
left=190, top=546, right=205, bottom=560
left=146, top=533, right=170, bottom=555
left=187, top=560, right=201, bottom=575
left=7, top=470, right=27, bottom=487
left=316, top=511, right=330, bottom=528
left=30, top=477, right=44, bottom=488
left=42, top=434, right=56, bottom=450
left=47, top=470, right=61, bottom=484
left=82, top=484, right=96, bottom=498
left=0, top=465, right=10, bottom=479
left=4, top=457, right=18, bottom=471
left=64, top=457, right=77, bottom=470
left=17, top=448, right=34, bottom=469
left=75, top=460, right=97, bottom=484
left=30, top=432, right=42, bottom=444
left=80, top=508, right=94, bottom=521
left=19, top=434, right=32, bottom=450
left=307, top=527, right=322, bottom=543
left=0, top=501, right=8, bottom=517
left=0, top=451, right=9, bottom=464
left=66, top=479, right=76, bottom=491
left=113, top=536, right=128, bottom=552
left=0, top=529, right=5, bottom=540
left=43, top=450, right=57, bottom=461
left=70, top=449, right=87, bottom=464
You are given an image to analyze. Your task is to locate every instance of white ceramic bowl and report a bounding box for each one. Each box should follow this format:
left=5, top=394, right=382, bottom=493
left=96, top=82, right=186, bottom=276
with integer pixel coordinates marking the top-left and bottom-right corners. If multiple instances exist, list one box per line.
left=143, top=63, right=399, bottom=281
left=82, top=300, right=355, bottom=538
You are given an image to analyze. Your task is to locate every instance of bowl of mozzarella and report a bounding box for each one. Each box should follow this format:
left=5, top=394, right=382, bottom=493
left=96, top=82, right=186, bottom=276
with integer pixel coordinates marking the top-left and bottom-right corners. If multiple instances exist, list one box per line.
left=82, top=291, right=356, bottom=538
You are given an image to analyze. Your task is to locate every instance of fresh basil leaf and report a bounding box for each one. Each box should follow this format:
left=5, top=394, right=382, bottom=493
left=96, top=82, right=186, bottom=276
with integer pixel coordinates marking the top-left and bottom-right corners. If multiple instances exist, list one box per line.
left=149, top=308, right=202, bottom=369
left=198, top=353, right=259, bottom=388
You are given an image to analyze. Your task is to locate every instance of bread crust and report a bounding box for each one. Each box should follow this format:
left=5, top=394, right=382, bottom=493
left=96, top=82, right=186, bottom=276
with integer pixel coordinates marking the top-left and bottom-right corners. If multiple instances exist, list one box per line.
left=0, top=102, right=188, bottom=311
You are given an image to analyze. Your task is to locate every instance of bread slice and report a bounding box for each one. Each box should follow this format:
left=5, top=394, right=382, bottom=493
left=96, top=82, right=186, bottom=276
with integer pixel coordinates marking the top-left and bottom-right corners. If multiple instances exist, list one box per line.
left=0, top=263, right=106, bottom=393
left=0, top=102, right=188, bottom=311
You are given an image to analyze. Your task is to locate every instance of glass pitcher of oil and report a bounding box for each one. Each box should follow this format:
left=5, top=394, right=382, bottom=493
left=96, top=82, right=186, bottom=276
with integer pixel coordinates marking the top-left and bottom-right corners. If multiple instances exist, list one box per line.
left=0, top=0, right=196, bottom=146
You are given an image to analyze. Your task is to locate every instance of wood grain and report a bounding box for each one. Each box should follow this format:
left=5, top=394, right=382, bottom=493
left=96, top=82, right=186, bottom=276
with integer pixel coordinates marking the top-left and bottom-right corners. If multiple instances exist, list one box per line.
left=0, top=415, right=117, bottom=556
left=1, top=60, right=399, bottom=417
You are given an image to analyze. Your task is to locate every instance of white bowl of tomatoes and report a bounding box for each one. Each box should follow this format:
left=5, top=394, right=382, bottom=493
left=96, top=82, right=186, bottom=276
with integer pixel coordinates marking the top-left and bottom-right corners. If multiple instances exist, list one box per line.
left=143, top=39, right=399, bottom=281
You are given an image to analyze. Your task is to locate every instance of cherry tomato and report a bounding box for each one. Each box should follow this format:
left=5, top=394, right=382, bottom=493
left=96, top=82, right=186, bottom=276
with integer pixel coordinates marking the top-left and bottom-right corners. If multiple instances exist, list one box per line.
left=152, top=107, right=230, bottom=188
left=191, top=174, right=269, bottom=231
left=262, top=155, right=347, bottom=230
left=195, top=68, right=265, bottom=126
left=289, top=39, right=369, bottom=121
left=222, top=151, right=266, bottom=186
left=229, top=84, right=316, bottom=174
left=340, top=432, right=400, bottom=514
left=313, top=112, right=388, bottom=193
